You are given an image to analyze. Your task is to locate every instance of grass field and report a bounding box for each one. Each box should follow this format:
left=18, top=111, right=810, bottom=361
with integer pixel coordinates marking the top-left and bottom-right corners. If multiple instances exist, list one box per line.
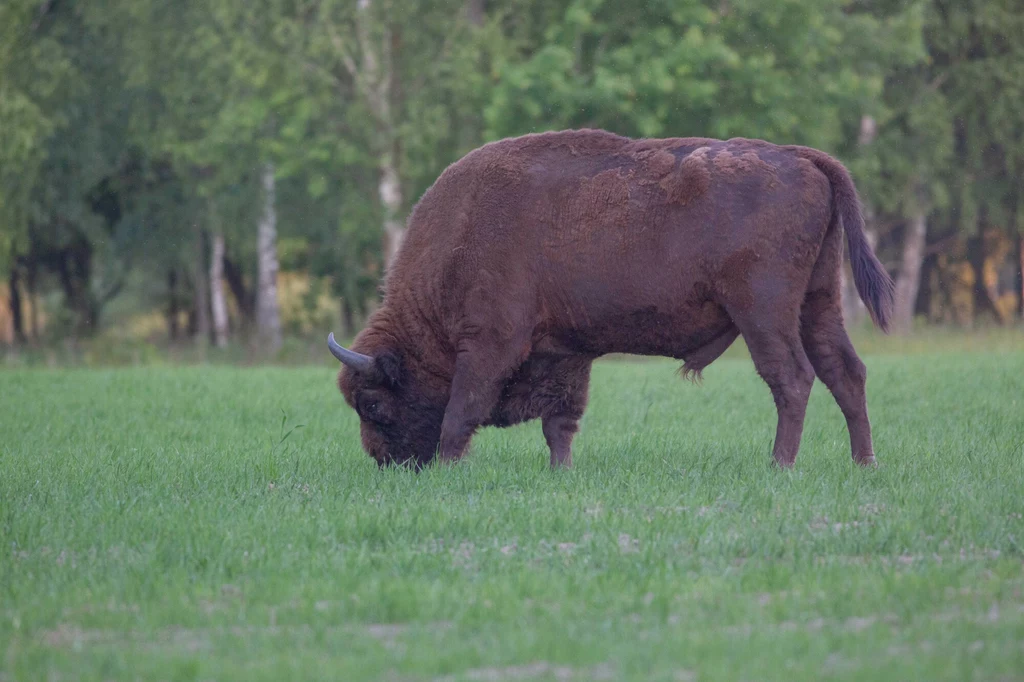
left=2, top=343, right=1023, bottom=681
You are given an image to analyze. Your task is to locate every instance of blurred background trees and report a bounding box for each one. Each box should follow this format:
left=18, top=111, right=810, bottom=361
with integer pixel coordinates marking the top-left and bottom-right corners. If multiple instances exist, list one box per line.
left=1, top=0, right=1022, bottom=359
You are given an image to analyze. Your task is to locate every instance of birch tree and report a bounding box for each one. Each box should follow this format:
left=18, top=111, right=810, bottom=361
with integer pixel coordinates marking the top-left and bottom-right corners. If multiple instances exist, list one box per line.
left=255, top=163, right=282, bottom=353
left=264, top=0, right=490, bottom=270
left=210, top=230, right=229, bottom=349
left=192, top=229, right=211, bottom=347
left=347, top=0, right=405, bottom=266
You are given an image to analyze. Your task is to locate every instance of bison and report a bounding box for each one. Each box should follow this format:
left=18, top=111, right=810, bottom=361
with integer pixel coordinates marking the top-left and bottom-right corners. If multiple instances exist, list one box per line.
left=328, top=129, right=894, bottom=470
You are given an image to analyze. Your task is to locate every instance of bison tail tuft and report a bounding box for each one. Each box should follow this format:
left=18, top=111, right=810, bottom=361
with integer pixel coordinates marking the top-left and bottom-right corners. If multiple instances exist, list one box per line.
left=800, top=149, right=895, bottom=333
left=846, top=224, right=895, bottom=333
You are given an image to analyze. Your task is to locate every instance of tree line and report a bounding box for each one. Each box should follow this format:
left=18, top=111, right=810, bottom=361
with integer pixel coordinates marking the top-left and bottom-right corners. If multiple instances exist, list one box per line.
left=1, top=0, right=1022, bottom=353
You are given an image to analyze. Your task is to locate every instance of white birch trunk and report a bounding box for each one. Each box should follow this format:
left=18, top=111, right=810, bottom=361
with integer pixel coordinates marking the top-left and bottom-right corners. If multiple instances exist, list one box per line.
left=380, top=159, right=405, bottom=267
left=256, top=163, right=282, bottom=353
left=193, top=230, right=211, bottom=346
left=893, top=212, right=927, bottom=333
left=210, top=232, right=229, bottom=348
left=341, top=0, right=405, bottom=270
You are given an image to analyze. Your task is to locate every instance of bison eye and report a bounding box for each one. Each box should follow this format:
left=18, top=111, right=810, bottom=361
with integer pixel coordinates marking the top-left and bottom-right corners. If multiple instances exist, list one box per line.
left=359, top=398, right=390, bottom=424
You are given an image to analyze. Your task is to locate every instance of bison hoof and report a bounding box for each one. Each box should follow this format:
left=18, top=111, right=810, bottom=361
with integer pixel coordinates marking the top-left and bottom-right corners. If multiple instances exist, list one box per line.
left=855, top=454, right=878, bottom=467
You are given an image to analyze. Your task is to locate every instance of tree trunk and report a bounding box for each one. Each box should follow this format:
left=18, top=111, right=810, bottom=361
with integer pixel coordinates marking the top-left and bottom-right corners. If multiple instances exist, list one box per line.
left=8, top=267, right=26, bottom=345
left=464, top=0, right=484, bottom=26
left=255, top=163, right=282, bottom=353
left=166, top=269, right=181, bottom=341
left=210, top=232, right=229, bottom=348
left=222, top=254, right=254, bottom=324
left=1017, top=232, right=1024, bottom=322
left=57, top=238, right=100, bottom=336
left=339, top=297, right=356, bottom=339
left=968, top=226, right=1007, bottom=325
left=341, top=0, right=405, bottom=270
left=193, top=230, right=211, bottom=345
left=893, top=212, right=927, bottom=333
left=380, top=152, right=405, bottom=268
left=917, top=253, right=937, bottom=324
left=26, top=260, right=38, bottom=343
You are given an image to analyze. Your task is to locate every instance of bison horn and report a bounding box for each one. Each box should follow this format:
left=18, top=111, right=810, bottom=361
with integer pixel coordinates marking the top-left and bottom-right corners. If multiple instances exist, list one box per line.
left=327, top=332, right=374, bottom=374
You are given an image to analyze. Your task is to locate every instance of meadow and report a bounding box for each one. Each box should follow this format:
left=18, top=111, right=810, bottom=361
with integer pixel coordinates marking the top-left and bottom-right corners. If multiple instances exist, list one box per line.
left=1, top=337, right=1023, bottom=681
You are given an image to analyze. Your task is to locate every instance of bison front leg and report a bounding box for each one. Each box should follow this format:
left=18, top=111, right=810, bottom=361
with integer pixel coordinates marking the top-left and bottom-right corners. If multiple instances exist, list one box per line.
left=438, top=340, right=530, bottom=464
left=438, top=375, right=502, bottom=463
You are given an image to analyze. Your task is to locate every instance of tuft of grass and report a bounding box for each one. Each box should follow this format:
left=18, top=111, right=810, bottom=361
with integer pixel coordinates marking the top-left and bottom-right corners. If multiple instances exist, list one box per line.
left=1, top=347, right=1023, bottom=681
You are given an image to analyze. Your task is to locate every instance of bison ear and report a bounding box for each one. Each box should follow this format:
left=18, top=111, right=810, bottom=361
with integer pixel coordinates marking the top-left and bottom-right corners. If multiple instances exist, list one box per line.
left=375, top=350, right=403, bottom=388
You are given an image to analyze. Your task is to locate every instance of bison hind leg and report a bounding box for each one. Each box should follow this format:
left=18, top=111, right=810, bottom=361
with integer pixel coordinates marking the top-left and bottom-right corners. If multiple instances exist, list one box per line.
left=679, top=325, right=741, bottom=384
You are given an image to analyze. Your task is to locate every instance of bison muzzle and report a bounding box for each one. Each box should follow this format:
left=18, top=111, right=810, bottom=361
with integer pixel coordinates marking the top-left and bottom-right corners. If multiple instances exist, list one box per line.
left=329, top=129, right=894, bottom=470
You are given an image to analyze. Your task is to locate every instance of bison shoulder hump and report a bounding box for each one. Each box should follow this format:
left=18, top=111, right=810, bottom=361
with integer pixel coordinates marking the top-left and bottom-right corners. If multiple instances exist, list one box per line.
left=658, top=146, right=712, bottom=206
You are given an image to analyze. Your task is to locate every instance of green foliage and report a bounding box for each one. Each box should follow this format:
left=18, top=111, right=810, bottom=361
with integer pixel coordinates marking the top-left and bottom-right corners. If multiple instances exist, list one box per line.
left=2, top=0, right=1023, bottom=337
left=0, top=0, right=75, bottom=266
left=848, top=1, right=950, bottom=223
left=484, top=0, right=907, bottom=150
left=931, top=0, right=1024, bottom=234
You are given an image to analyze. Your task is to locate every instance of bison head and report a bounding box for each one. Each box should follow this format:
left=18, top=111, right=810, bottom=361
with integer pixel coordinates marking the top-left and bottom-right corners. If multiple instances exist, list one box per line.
left=328, top=333, right=445, bottom=469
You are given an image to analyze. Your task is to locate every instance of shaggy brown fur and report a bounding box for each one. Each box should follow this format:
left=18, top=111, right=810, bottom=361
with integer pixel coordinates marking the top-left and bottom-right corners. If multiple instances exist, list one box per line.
left=333, top=129, right=894, bottom=469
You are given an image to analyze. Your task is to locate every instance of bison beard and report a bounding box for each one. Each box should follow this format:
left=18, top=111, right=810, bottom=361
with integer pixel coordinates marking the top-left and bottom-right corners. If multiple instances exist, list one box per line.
left=330, top=129, right=894, bottom=470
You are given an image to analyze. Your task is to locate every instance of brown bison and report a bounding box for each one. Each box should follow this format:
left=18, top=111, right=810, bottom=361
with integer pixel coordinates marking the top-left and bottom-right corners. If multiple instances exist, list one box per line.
left=329, top=129, right=894, bottom=470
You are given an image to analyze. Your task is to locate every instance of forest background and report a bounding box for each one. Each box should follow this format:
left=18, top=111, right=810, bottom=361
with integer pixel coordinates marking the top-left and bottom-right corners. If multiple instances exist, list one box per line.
left=2, top=0, right=1022, bottom=364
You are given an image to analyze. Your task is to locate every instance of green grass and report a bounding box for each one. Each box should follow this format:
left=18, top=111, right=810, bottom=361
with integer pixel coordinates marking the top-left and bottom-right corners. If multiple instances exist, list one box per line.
left=2, top=347, right=1023, bottom=681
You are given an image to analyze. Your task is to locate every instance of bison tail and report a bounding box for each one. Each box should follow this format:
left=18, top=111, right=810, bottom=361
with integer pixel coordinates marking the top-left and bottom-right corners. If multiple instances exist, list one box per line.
left=799, top=149, right=895, bottom=333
